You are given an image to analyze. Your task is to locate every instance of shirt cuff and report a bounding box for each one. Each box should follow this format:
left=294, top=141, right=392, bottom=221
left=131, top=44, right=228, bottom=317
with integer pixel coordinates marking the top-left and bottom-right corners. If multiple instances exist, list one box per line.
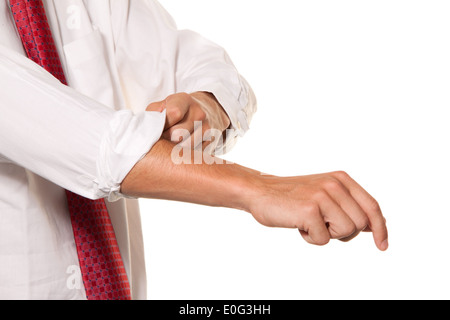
left=202, top=81, right=256, bottom=156
left=95, top=109, right=166, bottom=201
left=189, top=85, right=249, bottom=156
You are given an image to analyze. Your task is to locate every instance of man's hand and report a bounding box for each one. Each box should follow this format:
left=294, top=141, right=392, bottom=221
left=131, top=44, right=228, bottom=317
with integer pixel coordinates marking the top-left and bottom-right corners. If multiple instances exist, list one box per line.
left=146, top=92, right=231, bottom=150
left=247, top=171, right=389, bottom=250
left=121, top=140, right=389, bottom=251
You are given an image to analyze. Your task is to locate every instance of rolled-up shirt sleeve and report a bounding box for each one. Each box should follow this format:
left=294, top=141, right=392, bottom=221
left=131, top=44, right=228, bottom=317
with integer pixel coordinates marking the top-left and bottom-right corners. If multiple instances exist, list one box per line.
left=0, top=45, right=166, bottom=201
left=114, top=0, right=257, bottom=155
left=174, top=28, right=258, bottom=154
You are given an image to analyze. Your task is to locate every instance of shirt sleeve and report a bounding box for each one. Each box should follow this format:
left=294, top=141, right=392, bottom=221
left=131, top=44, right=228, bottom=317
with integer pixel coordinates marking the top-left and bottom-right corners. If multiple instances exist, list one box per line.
left=0, top=45, right=166, bottom=201
left=113, top=0, right=257, bottom=155
left=175, top=28, right=258, bottom=155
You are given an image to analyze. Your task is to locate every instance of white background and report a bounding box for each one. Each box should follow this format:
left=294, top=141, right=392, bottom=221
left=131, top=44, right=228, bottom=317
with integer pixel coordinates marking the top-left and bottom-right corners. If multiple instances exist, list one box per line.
left=140, top=0, right=450, bottom=299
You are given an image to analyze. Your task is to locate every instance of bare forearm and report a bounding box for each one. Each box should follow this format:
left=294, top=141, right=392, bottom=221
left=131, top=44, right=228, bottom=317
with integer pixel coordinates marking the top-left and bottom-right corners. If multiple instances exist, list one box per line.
left=121, top=139, right=389, bottom=251
left=120, top=139, right=259, bottom=212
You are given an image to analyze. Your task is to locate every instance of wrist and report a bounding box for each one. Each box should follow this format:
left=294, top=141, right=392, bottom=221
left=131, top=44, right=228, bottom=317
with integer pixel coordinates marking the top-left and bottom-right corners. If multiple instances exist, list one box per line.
left=223, top=163, right=267, bottom=213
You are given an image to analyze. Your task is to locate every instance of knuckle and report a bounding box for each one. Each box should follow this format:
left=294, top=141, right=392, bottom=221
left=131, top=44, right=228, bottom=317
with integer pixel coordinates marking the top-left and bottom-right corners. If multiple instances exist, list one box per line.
left=302, top=201, right=320, bottom=218
left=167, top=107, right=183, bottom=121
left=332, top=170, right=350, bottom=181
left=367, top=198, right=382, bottom=213
left=176, top=92, right=190, bottom=101
left=311, top=187, right=328, bottom=201
left=198, top=109, right=207, bottom=121
left=320, top=178, right=343, bottom=192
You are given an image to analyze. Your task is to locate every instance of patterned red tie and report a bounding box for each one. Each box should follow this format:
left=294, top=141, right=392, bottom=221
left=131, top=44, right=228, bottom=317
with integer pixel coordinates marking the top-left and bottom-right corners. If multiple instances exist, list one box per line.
left=9, top=0, right=132, bottom=300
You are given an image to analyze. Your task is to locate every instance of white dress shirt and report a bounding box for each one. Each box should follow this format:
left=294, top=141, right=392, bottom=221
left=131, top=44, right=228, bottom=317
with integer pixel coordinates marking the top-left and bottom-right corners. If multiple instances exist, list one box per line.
left=0, top=0, right=256, bottom=300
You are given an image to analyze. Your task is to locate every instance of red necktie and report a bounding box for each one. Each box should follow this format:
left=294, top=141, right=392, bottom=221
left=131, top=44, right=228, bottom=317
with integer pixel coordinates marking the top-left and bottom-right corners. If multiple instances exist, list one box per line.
left=9, top=0, right=132, bottom=300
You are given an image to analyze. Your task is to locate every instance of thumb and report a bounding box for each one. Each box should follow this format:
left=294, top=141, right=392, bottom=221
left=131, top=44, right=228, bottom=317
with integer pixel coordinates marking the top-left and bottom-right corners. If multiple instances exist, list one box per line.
left=146, top=100, right=166, bottom=112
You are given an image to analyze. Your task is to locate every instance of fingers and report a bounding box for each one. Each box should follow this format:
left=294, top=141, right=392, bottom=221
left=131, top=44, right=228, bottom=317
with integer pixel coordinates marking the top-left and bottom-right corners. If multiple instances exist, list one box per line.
left=147, top=92, right=225, bottom=152
left=163, top=105, right=208, bottom=148
left=170, top=122, right=208, bottom=150
left=317, top=177, right=369, bottom=242
left=315, top=192, right=357, bottom=240
left=162, top=120, right=195, bottom=142
left=297, top=202, right=330, bottom=246
left=330, top=171, right=389, bottom=251
left=146, top=95, right=188, bottom=130
left=149, top=93, right=192, bottom=130
left=298, top=194, right=358, bottom=246
left=146, top=100, right=166, bottom=112
left=295, top=173, right=388, bottom=250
